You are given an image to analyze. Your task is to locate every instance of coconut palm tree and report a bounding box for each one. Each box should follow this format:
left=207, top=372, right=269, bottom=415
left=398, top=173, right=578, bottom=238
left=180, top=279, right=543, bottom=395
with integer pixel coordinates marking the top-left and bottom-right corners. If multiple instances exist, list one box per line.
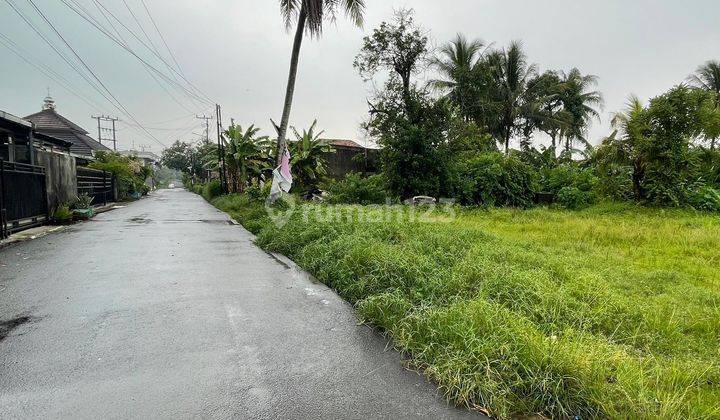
left=602, top=95, right=649, bottom=198
left=689, top=60, right=720, bottom=149
left=483, top=41, right=539, bottom=154
left=559, top=68, right=603, bottom=154
left=431, top=34, right=485, bottom=121
left=525, top=70, right=570, bottom=154
left=276, top=0, right=365, bottom=162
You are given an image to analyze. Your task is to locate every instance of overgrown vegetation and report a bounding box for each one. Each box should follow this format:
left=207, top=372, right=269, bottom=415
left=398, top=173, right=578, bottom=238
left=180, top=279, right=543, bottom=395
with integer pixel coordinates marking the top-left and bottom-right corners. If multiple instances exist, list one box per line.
left=212, top=193, right=720, bottom=418
left=88, top=151, right=153, bottom=199
left=177, top=6, right=720, bottom=418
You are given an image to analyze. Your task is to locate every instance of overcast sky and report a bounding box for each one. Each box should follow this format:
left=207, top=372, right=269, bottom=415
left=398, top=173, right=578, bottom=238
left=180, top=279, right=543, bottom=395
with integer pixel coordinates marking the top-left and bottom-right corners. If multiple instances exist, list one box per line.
left=1, top=0, right=718, bottom=153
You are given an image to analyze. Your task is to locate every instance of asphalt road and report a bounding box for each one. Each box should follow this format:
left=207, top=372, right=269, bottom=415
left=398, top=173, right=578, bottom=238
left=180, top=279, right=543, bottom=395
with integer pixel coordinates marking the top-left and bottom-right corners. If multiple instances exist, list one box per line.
left=0, top=189, right=480, bottom=419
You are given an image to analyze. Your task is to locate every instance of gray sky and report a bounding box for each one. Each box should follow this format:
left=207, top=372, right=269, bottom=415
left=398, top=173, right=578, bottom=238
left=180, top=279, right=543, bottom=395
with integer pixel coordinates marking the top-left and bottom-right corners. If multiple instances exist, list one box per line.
left=1, top=0, right=718, bottom=153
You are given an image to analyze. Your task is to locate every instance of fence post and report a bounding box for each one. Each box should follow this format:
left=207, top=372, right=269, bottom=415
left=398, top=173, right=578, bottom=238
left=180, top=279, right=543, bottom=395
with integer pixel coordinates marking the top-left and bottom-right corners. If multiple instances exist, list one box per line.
left=0, top=159, right=6, bottom=239
left=102, top=170, right=107, bottom=206
left=41, top=166, right=48, bottom=222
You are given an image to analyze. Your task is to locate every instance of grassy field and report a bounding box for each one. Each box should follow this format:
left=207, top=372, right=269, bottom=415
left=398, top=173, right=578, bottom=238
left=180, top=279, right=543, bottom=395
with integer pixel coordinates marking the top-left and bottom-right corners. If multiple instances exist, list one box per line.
left=212, top=195, right=720, bottom=418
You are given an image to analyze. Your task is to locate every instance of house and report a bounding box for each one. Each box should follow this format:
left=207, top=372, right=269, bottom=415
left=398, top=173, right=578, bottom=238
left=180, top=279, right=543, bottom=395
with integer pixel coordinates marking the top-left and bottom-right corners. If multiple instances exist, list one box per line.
left=1, top=109, right=75, bottom=238
left=324, top=139, right=379, bottom=179
left=24, top=96, right=110, bottom=159
left=118, top=150, right=160, bottom=167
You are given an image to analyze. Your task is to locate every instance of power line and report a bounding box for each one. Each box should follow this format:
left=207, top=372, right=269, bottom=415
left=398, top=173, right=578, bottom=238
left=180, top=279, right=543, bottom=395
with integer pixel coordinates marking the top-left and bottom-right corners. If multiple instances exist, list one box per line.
left=139, top=0, right=197, bottom=96
left=4, top=0, right=115, bottom=108
left=89, top=0, right=214, bottom=105
left=70, top=0, right=198, bottom=114
left=0, top=31, right=110, bottom=113
left=25, top=0, right=167, bottom=148
left=59, top=0, right=212, bottom=107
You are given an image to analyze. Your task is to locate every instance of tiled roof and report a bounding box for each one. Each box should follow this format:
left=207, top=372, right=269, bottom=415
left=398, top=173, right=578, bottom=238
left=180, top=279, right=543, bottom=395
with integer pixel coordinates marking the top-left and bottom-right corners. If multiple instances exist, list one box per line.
left=24, top=109, right=110, bottom=156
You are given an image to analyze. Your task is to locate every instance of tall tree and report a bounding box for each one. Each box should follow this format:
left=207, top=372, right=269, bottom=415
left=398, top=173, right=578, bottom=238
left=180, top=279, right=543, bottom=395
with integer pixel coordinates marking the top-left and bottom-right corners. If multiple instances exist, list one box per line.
left=276, top=0, right=365, bottom=162
left=483, top=42, right=538, bottom=154
left=689, top=60, right=720, bottom=149
left=558, top=68, right=603, bottom=154
left=431, top=34, right=485, bottom=121
left=524, top=70, right=569, bottom=153
left=354, top=8, right=428, bottom=109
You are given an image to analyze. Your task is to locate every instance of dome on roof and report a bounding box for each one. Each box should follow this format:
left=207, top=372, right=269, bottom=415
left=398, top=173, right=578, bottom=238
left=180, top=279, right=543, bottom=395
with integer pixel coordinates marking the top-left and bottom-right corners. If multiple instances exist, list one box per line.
left=42, top=95, right=56, bottom=111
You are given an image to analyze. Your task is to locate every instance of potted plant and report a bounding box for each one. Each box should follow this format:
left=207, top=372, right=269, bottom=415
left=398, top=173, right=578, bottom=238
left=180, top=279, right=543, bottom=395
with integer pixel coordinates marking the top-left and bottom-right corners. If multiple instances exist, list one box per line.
left=71, top=193, right=95, bottom=220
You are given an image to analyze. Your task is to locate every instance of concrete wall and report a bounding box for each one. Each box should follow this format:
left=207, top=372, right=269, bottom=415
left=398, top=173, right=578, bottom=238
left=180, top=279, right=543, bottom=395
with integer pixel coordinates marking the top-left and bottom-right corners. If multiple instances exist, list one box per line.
left=35, top=149, right=77, bottom=210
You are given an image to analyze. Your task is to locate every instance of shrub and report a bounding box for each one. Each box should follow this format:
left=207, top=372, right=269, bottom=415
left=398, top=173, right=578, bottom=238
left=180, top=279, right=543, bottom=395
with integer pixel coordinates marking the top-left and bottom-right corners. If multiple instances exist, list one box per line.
left=71, top=193, right=94, bottom=210
left=687, top=185, right=720, bottom=212
left=203, top=180, right=223, bottom=201
left=246, top=183, right=271, bottom=203
left=541, top=164, right=598, bottom=208
left=456, top=152, right=538, bottom=207
left=52, top=203, right=73, bottom=222
left=88, top=151, right=148, bottom=200
left=326, top=173, right=389, bottom=205
left=556, top=186, right=593, bottom=210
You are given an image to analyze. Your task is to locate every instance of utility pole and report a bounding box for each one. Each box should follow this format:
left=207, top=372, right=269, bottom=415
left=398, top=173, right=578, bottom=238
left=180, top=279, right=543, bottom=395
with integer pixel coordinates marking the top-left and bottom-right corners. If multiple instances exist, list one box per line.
left=215, top=104, right=227, bottom=194
left=91, top=115, right=119, bottom=151
left=195, top=114, right=213, bottom=144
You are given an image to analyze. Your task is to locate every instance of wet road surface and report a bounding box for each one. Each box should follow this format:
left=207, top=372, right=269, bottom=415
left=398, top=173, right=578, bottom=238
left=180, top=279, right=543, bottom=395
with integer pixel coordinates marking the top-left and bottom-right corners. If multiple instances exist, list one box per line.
left=0, top=189, right=480, bottom=419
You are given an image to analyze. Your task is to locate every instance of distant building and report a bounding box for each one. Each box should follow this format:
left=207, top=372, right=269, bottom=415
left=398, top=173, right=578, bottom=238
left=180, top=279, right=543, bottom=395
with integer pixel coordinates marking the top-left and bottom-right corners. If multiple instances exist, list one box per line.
left=24, top=96, right=110, bottom=158
left=324, top=139, right=379, bottom=179
left=118, top=150, right=160, bottom=167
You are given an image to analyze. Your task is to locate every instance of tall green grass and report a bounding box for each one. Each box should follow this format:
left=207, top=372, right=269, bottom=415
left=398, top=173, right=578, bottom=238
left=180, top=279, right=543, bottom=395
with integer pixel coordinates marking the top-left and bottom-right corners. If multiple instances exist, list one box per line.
left=212, top=195, right=720, bottom=418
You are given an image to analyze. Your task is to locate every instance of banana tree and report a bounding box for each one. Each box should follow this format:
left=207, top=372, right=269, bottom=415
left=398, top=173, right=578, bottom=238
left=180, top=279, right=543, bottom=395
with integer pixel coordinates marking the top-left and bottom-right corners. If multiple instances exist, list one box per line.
left=223, top=124, right=273, bottom=193
left=289, top=120, right=334, bottom=192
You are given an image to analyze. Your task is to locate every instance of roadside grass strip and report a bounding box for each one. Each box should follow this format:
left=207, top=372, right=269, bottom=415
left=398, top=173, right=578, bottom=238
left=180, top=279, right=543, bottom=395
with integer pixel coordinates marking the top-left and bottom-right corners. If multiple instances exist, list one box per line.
left=213, top=195, right=720, bottom=418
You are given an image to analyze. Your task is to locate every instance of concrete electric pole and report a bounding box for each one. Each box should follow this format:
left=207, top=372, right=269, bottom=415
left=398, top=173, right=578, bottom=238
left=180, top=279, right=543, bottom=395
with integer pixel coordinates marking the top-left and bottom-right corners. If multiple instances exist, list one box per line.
left=195, top=114, right=213, bottom=144
left=91, top=115, right=119, bottom=151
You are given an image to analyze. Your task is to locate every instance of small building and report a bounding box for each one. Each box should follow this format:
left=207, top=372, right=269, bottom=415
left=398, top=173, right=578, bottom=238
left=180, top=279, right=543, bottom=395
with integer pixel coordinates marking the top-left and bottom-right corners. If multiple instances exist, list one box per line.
left=24, top=96, right=110, bottom=159
left=324, top=139, right=379, bottom=179
left=118, top=150, right=160, bottom=167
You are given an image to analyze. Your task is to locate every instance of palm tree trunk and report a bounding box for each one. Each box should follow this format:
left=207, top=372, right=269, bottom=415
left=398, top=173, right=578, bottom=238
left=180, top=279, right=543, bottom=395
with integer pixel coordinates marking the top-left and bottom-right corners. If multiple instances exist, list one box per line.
left=504, top=130, right=511, bottom=155
left=276, top=6, right=307, bottom=163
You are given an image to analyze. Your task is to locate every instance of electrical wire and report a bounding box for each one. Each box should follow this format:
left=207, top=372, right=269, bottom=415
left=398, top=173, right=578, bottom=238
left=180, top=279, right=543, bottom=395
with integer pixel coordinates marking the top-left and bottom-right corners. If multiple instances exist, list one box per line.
left=59, top=0, right=212, bottom=107
left=91, top=0, right=215, bottom=105
left=69, top=0, right=199, bottom=114
left=25, top=0, right=167, bottom=148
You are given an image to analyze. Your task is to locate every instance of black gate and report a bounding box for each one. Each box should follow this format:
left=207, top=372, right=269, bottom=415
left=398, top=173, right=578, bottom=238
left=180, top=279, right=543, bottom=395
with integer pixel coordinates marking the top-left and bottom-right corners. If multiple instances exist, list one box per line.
left=76, top=166, right=114, bottom=206
left=0, top=159, right=48, bottom=239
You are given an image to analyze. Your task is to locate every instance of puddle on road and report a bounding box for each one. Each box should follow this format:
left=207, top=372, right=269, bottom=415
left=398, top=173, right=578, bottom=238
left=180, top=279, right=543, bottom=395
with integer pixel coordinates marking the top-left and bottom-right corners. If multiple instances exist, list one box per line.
left=0, top=316, right=36, bottom=342
left=127, top=217, right=152, bottom=224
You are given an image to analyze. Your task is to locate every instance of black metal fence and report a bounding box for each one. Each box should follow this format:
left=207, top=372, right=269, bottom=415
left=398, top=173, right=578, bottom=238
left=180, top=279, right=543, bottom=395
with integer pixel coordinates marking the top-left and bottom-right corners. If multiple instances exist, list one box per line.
left=0, top=159, right=48, bottom=239
left=76, top=166, right=114, bottom=206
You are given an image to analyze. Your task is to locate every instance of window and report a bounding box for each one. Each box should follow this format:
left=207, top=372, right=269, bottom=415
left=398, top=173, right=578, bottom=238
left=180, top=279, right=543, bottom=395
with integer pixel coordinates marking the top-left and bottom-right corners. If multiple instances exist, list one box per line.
left=0, top=132, right=9, bottom=161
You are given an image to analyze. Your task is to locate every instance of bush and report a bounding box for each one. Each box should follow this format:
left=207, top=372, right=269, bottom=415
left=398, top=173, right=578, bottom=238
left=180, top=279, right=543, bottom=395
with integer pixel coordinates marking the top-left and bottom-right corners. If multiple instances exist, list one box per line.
left=202, top=180, right=223, bottom=201
left=326, top=173, right=389, bottom=205
left=88, top=151, right=148, bottom=200
left=245, top=183, right=271, bottom=202
left=52, top=203, right=73, bottom=222
left=556, top=186, right=593, bottom=210
left=456, top=152, right=538, bottom=207
left=541, top=164, right=598, bottom=208
left=687, top=185, right=720, bottom=212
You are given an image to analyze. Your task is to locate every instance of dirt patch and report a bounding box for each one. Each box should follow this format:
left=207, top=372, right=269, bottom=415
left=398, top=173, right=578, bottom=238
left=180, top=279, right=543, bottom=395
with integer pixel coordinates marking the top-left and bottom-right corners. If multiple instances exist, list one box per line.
left=0, top=316, right=35, bottom=342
